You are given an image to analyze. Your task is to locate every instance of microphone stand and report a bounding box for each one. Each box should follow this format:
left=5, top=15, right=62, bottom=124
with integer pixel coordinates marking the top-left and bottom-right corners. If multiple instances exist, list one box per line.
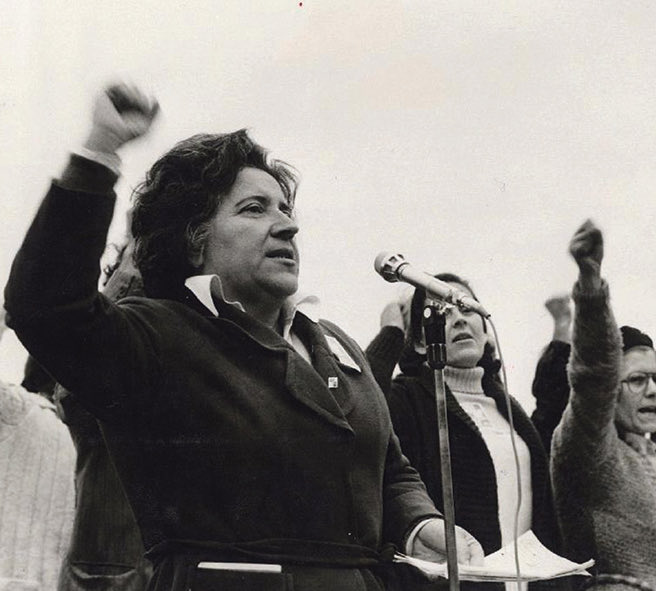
left=423, top=303, right=459, bottom=591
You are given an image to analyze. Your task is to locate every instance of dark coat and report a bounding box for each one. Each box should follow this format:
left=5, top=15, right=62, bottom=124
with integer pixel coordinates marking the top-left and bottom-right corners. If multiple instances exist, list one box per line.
left=5, top=157, right=439, bottom=591
left=55, top=242, right=152, bottom=591
left=530, top=341, right=572, bottom=455
left=366, top=326, right=567, bottom=591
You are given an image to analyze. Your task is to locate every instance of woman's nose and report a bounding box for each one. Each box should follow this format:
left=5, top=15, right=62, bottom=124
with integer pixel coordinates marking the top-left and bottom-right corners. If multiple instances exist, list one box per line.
left=450, top=308, right=468, bottom=325
left=272, top=212, right=299, bottom=240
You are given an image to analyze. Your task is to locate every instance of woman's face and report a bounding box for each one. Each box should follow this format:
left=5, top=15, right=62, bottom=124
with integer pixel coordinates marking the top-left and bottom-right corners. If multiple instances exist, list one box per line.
left=427, top=281, right=487, bottom=369
left=616, top=346, right=656, bottom=435
left=198, top=167, right=299, bottom=311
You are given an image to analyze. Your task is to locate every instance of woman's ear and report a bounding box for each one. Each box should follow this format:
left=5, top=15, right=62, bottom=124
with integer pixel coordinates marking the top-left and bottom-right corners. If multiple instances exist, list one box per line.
left=187, top=224, right=209, bottom=270
left=187, top=243, right=205, bottom=271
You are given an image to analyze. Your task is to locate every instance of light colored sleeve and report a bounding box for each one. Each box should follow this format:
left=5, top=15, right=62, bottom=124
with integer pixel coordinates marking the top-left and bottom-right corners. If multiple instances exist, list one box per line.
left=552, top=278, right=621, bottom=466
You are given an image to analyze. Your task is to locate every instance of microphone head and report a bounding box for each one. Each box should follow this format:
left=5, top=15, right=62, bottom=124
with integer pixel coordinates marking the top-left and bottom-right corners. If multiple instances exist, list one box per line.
left=374, top=252, right=407, bottom=283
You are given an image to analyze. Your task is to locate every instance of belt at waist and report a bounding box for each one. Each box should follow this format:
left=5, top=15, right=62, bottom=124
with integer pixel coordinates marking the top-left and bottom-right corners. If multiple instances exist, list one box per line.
left=145, top=538, right=397, bottom=569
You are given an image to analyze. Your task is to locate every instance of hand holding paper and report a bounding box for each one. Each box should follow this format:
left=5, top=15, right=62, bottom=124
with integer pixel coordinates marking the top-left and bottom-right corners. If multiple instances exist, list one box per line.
left=412, top=518, right=485, bottom=566
left=397, top=530, right=594, bottom=583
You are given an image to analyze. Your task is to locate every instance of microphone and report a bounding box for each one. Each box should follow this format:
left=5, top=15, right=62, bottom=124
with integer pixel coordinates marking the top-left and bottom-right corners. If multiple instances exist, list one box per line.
left=374, top=252, right=490, bottom=318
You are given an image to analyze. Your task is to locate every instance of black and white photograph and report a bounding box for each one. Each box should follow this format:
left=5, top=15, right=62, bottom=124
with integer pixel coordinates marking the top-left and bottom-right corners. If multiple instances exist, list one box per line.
left=1, top=2, right=655, bottom=591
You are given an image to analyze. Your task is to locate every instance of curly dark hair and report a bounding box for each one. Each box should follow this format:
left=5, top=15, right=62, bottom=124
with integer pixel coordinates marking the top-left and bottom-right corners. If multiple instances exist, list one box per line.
left=131, top=130, right=298, bottom=298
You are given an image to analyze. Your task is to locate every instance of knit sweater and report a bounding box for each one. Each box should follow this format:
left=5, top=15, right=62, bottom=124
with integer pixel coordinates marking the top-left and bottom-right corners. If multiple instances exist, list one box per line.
left=551, top=280, right=656, bottom=591
left=0, top=381, right=76, bottom=591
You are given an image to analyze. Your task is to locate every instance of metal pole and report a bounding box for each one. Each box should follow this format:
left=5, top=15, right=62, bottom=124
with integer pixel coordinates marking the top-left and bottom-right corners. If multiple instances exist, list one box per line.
left=423, top=304, right=459, bottom=591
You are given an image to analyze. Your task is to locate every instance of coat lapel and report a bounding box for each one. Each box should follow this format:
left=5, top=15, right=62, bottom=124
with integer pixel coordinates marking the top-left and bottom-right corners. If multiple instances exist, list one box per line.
left=290, top=314, right=357, bottom=421
left=285, top=350, right=353, bottom=432
left=182, top=289, right=353, bottom=433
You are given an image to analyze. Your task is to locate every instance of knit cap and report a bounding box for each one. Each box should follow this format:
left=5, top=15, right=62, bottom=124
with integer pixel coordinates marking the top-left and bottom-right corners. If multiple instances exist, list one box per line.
left=620, top=325, right=653, bottom=352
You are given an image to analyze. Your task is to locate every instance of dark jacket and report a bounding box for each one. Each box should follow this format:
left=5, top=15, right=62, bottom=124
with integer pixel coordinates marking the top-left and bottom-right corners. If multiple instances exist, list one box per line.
left=366, top=327, right=565, bottom=591
left=530, top=341, right=572, bottom=455
left=5, top=157, right=439, bottom=591
left=56, top=393, right=153, bottom=591
left=56, top=242, right=152, bottom=591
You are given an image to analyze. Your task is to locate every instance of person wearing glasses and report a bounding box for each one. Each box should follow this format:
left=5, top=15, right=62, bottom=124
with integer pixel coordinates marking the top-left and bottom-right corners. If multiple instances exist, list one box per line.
left=551, top=220, right=656, bottom=591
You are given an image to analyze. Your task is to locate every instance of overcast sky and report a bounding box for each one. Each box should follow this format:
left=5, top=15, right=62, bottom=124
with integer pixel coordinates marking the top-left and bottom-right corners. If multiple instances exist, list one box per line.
left=2, top=1, right=656, bottom=410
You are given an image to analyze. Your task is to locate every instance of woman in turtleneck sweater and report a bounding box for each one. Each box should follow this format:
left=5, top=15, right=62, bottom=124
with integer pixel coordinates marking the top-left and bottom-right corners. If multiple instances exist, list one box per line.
left=366, top=274, right=563, bottom=591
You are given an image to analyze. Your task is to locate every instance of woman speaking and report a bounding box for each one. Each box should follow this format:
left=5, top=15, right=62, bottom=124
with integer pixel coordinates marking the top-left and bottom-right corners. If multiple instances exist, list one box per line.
left=4, top=84, right=482, bottom=591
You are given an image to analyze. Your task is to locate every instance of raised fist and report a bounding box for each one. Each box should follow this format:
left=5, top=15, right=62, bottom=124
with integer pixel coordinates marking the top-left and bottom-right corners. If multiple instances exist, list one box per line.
left=380, top=294, right=411, bottom=334
left=84, top=83, right=159, bottom=154
left=545, top=293, right=572, bottom=342
left=569, top=219, right=603, bottom=281
left=545, top=293, right=571, bottom=323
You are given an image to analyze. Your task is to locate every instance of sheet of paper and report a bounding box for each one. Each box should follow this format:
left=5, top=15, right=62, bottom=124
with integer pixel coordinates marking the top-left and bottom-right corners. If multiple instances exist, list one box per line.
left=395, top=530, right=594, bottom=582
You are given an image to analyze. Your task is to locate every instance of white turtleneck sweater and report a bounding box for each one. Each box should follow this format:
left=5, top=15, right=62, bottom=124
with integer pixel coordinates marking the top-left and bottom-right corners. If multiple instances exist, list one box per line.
left=444, top=366, right=533, bottom=548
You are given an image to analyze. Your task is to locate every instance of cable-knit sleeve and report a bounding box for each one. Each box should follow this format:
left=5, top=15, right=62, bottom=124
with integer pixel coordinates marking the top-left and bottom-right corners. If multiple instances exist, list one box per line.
left=552, top=278, right=621, bottom=466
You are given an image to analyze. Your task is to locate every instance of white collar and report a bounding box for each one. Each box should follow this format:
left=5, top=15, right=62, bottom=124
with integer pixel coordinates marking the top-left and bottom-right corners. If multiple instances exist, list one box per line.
left=184, top=274, right=320, bottom=336
left=184, top=275, right=360, bottom=372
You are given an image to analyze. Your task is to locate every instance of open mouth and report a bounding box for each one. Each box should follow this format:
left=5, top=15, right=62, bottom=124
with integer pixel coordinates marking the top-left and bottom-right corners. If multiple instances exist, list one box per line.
left=638, top=407, right=656, bottom=415
left=452, top=333, right=473, bottom=343
left=267, top=248, right=295, bottom=261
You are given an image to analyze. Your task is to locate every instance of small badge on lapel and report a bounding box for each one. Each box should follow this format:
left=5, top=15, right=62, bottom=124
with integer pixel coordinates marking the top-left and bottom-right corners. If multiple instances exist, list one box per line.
left=327, top=376, right=339, bottom=389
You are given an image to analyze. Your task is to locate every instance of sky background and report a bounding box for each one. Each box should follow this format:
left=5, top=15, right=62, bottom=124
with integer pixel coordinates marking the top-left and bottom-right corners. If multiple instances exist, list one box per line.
left=2, top=1, right=656, bottom=411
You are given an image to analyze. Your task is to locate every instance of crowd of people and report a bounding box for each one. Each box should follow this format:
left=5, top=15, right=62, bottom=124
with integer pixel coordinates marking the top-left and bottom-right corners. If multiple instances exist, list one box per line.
left=0, top=84, right=655, bottom=591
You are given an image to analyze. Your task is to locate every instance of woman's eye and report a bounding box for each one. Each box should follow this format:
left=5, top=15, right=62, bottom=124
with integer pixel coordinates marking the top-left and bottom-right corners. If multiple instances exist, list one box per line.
left=630, top=375, right=647, bottom=386
left=279, top=203, right=294, bottom=218
left=242, top=203, right=264, bottom=214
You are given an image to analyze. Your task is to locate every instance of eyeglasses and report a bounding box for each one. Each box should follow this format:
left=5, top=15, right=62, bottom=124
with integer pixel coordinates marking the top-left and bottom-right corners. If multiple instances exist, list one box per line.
left=621, top=372, right=656, bottom=394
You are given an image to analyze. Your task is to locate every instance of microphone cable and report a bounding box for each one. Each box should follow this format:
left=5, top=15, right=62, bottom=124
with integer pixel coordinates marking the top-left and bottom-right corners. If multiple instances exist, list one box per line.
left=488, top=317, right=523, bottom=590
